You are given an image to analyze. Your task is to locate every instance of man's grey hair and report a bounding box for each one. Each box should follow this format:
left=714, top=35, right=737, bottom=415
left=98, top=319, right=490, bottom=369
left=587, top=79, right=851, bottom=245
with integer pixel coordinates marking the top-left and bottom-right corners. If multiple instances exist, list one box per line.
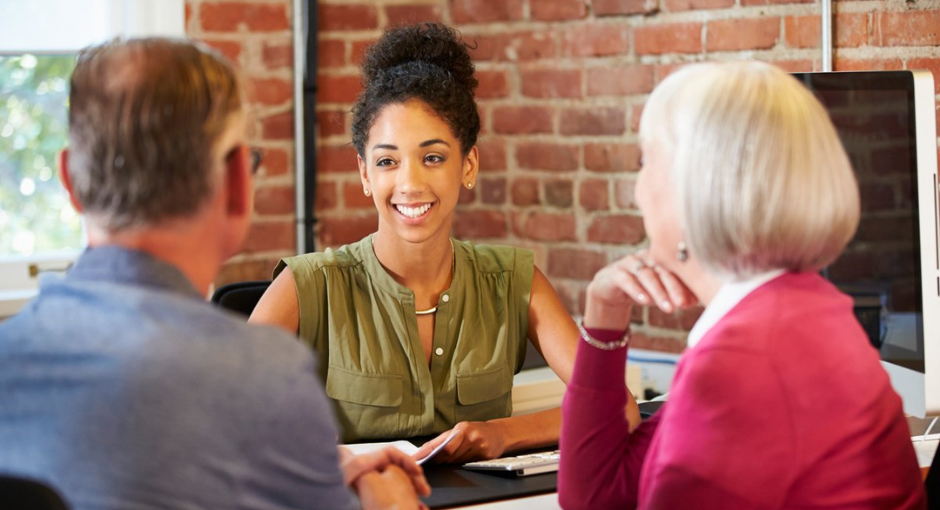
left=67, top=37, right=243, bottom=231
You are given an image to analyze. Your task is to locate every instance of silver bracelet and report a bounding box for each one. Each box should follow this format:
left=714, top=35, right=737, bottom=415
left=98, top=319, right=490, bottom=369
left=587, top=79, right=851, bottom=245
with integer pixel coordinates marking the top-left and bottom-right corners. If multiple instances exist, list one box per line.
left=578, top=320, right=630, bottom=351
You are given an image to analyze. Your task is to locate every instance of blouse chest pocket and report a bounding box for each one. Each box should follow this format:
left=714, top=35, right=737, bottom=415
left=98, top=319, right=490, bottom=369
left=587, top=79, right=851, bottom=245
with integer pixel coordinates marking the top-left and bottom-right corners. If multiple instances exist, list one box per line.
left=326, top=365, right=404, bottom=441
left=325, top=365, right=403, bottom=407
left=454, top=364, right=513, bottom=423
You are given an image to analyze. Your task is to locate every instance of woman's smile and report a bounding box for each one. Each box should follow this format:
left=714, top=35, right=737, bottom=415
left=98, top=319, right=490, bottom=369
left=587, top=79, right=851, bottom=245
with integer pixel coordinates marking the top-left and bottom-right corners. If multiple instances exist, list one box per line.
left=394, top=202, right=434, bottom=221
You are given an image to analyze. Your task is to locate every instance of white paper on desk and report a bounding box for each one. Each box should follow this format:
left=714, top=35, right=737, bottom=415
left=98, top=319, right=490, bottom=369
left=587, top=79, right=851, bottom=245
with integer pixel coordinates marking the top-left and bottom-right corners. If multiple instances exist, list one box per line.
left=415, top=430, right=458, bottom=465
left=342, top=440, right=419, bottom=457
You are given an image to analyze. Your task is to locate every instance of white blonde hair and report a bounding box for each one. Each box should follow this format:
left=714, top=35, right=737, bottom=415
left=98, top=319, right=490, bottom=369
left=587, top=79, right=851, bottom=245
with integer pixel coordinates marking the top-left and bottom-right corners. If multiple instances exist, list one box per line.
left=639, top=61, right=860, bottom=279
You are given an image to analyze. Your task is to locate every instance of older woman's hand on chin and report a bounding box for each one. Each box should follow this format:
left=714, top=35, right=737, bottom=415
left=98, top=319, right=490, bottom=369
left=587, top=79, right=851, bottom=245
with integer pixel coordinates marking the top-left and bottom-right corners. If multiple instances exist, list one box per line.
left=583, top=251, right=698, bottom=332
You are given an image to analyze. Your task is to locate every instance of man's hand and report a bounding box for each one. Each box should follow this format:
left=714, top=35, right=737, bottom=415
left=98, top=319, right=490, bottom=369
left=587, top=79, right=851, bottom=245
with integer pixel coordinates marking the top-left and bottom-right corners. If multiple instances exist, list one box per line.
left=339, top=446, right=430, bottom=497
left=413, top=421, right=507, bottom=464
left=354, top=465, right=430, bottom=510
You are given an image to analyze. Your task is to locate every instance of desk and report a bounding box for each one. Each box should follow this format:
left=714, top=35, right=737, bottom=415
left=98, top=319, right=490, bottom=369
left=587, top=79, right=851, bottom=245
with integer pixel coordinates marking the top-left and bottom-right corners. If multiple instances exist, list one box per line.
left=419, top=438, right=937, bottom=509
left=421, top=463, right=558, bottom=509
left=454, top=493, right=560, bottom=509
left=418, top=401, right=665, bottom=509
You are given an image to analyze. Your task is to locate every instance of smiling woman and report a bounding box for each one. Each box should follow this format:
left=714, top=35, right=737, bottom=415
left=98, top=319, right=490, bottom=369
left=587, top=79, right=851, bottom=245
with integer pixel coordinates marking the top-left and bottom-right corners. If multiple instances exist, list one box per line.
left=249, top=22, right=630, bottom=463
left=360, top=100, right=474, bottom=248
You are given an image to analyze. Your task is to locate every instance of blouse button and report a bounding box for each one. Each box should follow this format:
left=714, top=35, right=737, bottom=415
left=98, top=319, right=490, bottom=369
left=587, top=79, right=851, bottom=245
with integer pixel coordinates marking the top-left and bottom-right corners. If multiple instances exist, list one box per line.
left=435, top=347, right=444, bottom=356
left=442, top=294, right=450, bottom=303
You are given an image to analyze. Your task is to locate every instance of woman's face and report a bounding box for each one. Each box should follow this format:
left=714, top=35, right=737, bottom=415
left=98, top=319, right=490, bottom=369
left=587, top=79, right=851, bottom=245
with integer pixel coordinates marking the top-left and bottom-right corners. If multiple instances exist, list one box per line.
left=635, top=137, right=684, bottom=270
left=358, top=99, right=478, bottom=245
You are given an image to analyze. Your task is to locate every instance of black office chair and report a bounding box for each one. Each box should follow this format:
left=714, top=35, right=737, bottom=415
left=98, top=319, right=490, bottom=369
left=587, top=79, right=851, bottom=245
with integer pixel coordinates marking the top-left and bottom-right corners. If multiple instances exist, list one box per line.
left=210, top=280, right=272, bottom=318
left=927, top=439, right=940, bottom=510
left=0, top=475, right=70, bottom=510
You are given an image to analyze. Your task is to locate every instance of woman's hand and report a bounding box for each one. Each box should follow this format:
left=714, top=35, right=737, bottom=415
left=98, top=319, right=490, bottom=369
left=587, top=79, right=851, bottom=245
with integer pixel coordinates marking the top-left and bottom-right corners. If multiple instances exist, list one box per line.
left=584, top=251, right=696, bottom=331
left=412, top=421, right=507, bottom=464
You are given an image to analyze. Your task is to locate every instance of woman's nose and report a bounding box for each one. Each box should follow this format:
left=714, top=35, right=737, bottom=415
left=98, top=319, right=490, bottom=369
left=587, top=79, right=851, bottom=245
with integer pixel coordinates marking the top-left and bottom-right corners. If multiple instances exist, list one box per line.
left=396, top=158, right=426, bottom=193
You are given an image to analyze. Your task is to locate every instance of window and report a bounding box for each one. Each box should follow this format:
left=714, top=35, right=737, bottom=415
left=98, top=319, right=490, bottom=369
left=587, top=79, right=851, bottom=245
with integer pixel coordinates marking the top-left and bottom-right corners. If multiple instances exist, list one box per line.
left=0, top=54, right=80, bottom=257
left=0, top=0, right=183, bottom=316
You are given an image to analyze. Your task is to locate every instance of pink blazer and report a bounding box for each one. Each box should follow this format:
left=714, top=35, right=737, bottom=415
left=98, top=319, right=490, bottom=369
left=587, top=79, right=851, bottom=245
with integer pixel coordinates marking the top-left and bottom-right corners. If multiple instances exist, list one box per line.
left=560, top=272, right=925, bottom=510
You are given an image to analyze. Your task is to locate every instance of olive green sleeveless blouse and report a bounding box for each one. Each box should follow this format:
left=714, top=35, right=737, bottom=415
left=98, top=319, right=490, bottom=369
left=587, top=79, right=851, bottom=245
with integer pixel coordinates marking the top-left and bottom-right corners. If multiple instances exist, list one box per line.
left=275, top=235, right=533, bottom=442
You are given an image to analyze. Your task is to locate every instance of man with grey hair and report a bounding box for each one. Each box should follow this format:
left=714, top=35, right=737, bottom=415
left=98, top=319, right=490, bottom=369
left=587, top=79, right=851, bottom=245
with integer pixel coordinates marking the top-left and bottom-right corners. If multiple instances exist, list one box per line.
left=0, top=38, right=428, bottom=510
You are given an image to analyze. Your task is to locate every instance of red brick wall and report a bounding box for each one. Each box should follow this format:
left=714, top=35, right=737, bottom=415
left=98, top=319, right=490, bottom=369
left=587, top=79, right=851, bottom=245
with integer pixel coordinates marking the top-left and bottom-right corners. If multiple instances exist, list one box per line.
left=186, top=0, right=298, bottom=286
left=199, top=0, right=940, bottom=352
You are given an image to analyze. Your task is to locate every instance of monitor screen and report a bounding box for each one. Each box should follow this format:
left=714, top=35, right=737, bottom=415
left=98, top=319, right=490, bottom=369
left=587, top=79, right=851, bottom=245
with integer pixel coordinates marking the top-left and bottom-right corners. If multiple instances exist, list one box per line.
left=792, top=70, right=939, bottom=417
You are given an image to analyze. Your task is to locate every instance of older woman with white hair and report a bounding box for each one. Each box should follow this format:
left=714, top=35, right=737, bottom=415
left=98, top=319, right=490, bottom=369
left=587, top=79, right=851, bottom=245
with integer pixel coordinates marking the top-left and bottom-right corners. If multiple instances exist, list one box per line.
left=558, top=61, right=925, bottom=510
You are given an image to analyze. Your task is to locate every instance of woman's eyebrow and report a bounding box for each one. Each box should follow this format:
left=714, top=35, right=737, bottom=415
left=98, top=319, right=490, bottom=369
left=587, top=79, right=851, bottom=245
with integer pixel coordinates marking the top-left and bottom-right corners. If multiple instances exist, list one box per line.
left=420, top=139, right=450, bottom=148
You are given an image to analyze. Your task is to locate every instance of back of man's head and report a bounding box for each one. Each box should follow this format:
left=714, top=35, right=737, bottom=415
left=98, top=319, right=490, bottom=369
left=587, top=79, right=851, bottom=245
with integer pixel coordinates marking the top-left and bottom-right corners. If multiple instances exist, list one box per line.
left=67, top=38, right=243, bottom=232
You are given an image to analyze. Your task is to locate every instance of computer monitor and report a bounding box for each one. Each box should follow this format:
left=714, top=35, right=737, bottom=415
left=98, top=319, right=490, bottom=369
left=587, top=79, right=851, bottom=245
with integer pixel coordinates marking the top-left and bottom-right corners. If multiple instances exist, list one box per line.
left=792, top=70, right=939, bottom=417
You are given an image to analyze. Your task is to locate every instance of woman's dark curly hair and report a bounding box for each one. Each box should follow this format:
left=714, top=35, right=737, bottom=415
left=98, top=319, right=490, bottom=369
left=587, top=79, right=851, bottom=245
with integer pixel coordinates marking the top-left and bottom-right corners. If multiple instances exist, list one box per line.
left=351, top=23, right=480, bottom=157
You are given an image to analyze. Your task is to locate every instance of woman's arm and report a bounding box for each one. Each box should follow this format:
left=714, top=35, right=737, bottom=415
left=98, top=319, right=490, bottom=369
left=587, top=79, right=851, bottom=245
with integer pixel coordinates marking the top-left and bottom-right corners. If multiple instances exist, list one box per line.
left=528, top=267, right=642, bottom=428
left=526, top=267, right=579, bottom=383
left=248, top=267, right=301, bottom=335
left=559, top=336, right=658, bottom=510
left=558, top=252, right=696, bottom=510
left=413, top=408, right=563, bottom=464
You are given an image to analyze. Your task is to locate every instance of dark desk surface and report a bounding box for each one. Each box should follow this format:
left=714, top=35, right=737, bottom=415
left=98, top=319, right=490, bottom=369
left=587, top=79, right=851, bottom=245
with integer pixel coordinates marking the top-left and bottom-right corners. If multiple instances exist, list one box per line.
left=421, top=463, right=557, bottom=509
left=413, top=402, right=667, bottom=508
left=400, top=434, right=558, bottom=510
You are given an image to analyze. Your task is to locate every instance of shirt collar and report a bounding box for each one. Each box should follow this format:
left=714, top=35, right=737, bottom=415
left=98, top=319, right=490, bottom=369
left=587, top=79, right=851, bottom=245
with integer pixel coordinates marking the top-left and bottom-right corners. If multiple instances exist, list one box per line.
left=358, top=234, right=463, bottom=302
left=686, top=269, right=787, bottom=348
left=59, top=245, right=201, bottom=299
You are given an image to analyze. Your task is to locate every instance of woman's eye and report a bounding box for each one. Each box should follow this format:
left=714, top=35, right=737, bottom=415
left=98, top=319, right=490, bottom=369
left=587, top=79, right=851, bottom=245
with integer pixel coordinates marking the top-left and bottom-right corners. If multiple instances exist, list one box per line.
left=376, top=157, right=395, bottom=167
left=425, top=154, right=445, bottom=164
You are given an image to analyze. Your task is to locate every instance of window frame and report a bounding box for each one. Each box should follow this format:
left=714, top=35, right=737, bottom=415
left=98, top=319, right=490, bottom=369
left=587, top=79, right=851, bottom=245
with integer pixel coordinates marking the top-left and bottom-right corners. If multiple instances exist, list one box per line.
left=0, top=0, right=184, bottom=315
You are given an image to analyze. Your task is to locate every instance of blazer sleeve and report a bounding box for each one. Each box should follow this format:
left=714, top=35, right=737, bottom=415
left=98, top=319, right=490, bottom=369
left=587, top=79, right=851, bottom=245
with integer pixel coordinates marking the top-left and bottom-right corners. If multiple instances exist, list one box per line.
left=559, top=338, right=658, bottom=510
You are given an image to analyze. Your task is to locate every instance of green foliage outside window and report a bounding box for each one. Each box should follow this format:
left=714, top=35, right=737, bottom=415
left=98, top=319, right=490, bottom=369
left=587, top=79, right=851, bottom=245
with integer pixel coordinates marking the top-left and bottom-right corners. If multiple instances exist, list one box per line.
left=0, top=54, right=81, bottom=256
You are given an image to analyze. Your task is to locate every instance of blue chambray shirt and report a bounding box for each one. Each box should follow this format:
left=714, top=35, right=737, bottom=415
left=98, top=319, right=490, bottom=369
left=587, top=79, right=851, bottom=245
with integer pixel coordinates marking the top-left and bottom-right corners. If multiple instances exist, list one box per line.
left=0, top=246, right=358, bottom=510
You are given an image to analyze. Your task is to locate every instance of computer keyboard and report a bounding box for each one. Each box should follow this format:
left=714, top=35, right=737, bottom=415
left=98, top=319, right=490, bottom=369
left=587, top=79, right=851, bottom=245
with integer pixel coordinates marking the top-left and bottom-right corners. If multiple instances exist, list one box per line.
left=462, top=450, right=560, bottom=477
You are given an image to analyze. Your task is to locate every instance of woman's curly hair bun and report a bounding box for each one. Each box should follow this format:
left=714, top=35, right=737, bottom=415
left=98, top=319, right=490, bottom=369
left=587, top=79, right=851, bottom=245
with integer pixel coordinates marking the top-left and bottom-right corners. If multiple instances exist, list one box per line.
left=352, top=23, right=480, bottom=156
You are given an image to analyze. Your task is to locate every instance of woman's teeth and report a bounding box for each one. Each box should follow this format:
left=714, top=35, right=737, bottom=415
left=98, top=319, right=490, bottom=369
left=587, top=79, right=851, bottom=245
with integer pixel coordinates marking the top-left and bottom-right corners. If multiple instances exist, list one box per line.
left=396, top=203, right=432, bottom=218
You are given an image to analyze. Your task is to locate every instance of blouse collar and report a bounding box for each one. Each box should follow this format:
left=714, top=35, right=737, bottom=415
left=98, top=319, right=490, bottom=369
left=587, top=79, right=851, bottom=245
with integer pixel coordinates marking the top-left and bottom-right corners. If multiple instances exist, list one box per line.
left=686, top=269, right=787, bottom=349
left=359, top=234, right=462, bottom=303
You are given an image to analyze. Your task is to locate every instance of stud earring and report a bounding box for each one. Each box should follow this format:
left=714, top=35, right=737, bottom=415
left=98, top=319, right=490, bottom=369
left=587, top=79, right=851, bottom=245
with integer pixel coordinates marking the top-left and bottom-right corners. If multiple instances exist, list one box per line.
left=466, top=182, right=474, bottom=189
left=677, top=242, right=689, bottom=263
left=364, top=188, right=371, bottom=197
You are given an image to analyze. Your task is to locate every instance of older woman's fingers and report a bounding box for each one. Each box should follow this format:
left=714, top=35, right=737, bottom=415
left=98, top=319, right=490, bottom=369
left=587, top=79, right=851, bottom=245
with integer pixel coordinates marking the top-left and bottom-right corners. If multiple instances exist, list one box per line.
left=608, top=262, right=669, bottom=311
left=610, top=257, right=673, bottom=312
left=653, top=265, right=697, bottom=308
left=606, top=263, right=650, bottom=306
left=634, top=267, right=674, bottom=312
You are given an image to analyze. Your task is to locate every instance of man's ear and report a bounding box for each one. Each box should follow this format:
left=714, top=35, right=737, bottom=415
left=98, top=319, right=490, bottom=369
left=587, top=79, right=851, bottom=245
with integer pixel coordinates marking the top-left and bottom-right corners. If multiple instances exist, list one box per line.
left=225, top=146, right=252, bottom=218
left=58, top=149, right=84, bottom=213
